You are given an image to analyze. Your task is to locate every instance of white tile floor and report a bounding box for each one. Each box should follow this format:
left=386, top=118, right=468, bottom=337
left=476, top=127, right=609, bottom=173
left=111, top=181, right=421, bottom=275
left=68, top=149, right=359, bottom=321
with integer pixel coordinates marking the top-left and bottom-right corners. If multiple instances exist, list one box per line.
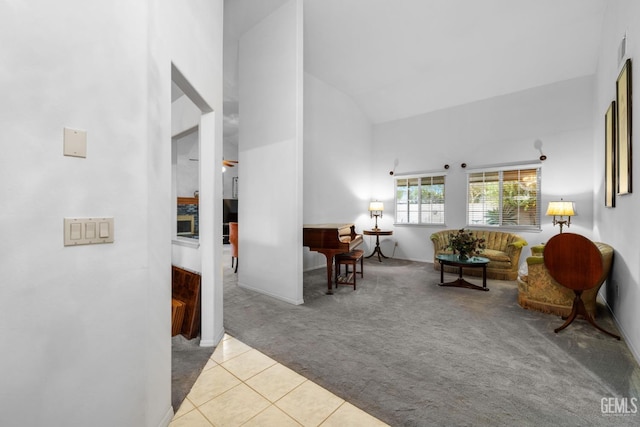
left=169, top=334, right=388, bottom=427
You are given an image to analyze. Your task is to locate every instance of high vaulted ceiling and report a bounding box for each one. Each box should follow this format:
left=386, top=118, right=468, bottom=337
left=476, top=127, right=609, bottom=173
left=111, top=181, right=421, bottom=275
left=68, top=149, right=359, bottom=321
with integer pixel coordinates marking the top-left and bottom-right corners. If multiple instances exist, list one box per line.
left=224, top=0, right=606, bottom=129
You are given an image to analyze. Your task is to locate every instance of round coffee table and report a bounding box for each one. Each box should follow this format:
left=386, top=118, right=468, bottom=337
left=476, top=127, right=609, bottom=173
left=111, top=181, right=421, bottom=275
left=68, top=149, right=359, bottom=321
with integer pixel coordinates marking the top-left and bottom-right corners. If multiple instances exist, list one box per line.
left=436, top=254, right=490, bottom=291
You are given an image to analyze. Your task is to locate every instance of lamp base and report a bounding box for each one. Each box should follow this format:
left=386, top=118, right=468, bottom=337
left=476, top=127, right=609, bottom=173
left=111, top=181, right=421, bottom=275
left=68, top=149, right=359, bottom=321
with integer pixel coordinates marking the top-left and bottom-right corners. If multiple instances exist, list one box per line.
left=371, top=214, right=381, bottom=231
left=553, top=217, right=570, bottom=234
left=557, top=221, right=568, bottom=233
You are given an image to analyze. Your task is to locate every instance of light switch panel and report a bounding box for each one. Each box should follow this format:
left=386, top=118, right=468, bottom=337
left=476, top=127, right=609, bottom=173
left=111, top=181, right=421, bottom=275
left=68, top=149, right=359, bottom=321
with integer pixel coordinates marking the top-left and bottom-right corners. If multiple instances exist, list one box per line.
left=63, top=128, right=87, bottom=158
left=85, top=222, right=96, bottom=239
left=99, top=221, right=110, bottom=238
left=64, top=217, right=114, bottom=246
left=70, top=223, right=82, bottom=240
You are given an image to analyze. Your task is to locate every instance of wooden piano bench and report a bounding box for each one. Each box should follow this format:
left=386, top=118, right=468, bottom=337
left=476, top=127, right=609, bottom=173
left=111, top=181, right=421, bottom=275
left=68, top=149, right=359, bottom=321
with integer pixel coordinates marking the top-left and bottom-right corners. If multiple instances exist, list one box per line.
left=335, top=249, right=364, bottom=290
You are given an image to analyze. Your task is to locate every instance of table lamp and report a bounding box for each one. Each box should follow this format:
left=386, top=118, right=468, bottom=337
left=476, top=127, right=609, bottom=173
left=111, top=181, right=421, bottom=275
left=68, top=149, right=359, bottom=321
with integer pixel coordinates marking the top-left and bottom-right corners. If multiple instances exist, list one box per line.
left=546, top=200, right=575, bottom=233
left=369, top=201, right=384, bottom=231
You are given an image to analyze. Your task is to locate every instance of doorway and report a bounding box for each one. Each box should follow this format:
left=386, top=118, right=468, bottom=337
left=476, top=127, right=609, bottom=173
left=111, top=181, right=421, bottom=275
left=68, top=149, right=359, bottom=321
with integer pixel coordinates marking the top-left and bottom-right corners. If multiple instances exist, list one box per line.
left=170, top=64, right=223, bottom=345
left=170, top=64, right=224, bottom=407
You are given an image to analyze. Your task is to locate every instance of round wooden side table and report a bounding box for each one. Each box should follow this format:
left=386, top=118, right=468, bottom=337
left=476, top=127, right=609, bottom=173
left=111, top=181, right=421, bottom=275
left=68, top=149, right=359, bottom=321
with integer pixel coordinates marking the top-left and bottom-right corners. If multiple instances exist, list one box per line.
left=363, top=229, right=393, bottom=262
left=544, top=233, right=620, bottom=339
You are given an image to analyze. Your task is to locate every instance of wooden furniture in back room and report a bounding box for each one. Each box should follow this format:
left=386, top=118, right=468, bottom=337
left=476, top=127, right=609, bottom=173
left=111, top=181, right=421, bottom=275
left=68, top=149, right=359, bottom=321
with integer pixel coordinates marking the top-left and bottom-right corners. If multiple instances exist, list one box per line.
left=171, top=298, right=186, bottom=337
left=172, top=266, right=201, bottom=339
left=229, top=222, right=238, bottom=273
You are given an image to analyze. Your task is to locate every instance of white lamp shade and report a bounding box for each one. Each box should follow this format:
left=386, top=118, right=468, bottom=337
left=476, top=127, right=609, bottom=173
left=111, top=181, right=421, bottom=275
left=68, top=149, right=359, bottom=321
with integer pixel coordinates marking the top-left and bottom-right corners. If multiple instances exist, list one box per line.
left=546, top=201, right=575, bottom=216
left=369, top=201, right=384, bottom=212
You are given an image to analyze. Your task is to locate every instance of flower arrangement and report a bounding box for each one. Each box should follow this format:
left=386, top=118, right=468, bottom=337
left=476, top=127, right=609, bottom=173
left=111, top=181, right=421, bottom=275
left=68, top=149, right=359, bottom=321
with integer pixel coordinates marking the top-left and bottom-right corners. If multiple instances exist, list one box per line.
left=447, top=228, right=486, bottom=259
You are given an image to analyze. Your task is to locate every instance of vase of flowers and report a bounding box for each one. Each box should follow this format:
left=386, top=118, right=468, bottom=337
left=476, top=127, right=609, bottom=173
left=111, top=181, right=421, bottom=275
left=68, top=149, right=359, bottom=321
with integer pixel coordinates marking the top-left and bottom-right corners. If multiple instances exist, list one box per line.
left=447, top=229, right=486, bottom=260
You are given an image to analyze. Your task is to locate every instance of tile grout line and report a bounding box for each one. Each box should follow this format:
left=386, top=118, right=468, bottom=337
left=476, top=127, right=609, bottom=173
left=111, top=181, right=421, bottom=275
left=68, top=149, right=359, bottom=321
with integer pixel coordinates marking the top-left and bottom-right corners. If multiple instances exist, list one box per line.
left=318, top=401, right=349, bottom=426
left=187, top=362, right=307, bottom=426
left=172, top=336, right=387, bottom=426
left=239, top=402, right=301, bottom=427
left=218, top=351, right=278, bottom=382
left=194, top=406, right=215, bottom=427
left=174, top=339, right=258, bottom=421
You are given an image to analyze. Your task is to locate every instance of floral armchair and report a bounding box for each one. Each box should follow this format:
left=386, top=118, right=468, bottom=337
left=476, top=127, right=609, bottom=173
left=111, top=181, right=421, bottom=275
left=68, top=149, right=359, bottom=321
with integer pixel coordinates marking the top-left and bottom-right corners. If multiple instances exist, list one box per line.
left=517, top=242, right=614, bottom=317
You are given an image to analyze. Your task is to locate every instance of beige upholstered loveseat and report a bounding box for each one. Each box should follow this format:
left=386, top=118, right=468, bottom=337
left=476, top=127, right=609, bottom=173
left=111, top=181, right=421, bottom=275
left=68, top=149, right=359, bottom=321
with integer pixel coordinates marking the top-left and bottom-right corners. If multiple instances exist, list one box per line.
left=517, top=242, right=613, bottom=317
left=430, top=229, right=528, bottom=280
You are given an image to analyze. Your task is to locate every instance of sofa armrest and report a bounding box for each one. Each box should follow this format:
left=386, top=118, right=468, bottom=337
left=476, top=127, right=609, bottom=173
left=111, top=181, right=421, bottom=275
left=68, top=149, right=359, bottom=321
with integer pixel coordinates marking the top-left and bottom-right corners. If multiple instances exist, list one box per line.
left=505, top=238, right=527, bottom=266
left=508, top=238, right=528, bottom=251
left=526, top=256, right=545, bottom=266
left=430, top=232, right=448, bottom=254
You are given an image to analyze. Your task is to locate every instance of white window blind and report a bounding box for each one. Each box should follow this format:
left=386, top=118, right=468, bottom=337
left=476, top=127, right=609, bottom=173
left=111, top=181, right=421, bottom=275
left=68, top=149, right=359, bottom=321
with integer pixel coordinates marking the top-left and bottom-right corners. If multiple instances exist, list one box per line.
left=467, top=167, right=540, bottom=228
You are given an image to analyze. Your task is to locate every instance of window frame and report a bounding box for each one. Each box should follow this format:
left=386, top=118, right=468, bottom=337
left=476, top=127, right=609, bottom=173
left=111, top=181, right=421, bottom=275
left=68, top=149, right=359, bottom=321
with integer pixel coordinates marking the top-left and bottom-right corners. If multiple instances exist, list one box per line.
left=394, top=172, right=447, bottom=226
left=466, top=163, right=541, bottom=231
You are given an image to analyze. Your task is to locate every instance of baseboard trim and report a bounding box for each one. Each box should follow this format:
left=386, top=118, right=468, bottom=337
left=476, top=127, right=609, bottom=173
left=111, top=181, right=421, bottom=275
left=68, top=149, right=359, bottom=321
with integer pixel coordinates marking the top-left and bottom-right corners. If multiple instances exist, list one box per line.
left=157, top=405, right=174, bottom=427
left=603, top=298, right=640, bottom=365
left=238, top=281, right=304, bottom=305
left=303, top=264, right=324, bottom=272
left=200, top=327, right=225, bottom=347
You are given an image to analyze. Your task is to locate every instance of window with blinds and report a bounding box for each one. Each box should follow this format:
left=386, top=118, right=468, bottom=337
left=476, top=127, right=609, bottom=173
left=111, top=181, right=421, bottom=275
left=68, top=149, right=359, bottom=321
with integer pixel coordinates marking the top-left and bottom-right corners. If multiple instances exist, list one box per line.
left=395, top=175, right=445, bottom=224
left=467, top=167, right=540, bottom=228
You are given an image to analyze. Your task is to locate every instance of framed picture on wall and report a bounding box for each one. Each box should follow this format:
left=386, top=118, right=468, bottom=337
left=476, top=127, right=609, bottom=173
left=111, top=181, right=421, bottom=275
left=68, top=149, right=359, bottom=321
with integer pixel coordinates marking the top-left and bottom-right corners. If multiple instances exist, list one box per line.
left=616, top=58, right=632, bottom=195
left=605, top=101, right=616, bottom=207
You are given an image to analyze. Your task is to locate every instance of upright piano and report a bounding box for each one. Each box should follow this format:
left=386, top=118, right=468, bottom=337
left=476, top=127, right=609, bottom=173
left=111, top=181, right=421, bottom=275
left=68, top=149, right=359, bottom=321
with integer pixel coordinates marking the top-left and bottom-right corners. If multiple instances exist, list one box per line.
left=303, top=223, right=363, bottom=294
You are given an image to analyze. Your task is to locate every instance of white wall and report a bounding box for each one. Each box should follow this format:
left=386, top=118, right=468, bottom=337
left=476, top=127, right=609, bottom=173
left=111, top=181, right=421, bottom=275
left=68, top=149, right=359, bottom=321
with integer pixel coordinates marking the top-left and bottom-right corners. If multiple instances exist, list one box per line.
left=593, top=0, right=640, bottom=361
left=171, top=94, right=201, bottom=138
left=175, top=131, right=199, bottom=197
left=371, top=76, right=595, bottom=263
left=0, top=0, right=223, bottom=426
left=164, top=0, right=225, bottom=349
left=303, top=73, right=374, bottom=269
left=238, top=0, right=304, bottom=304
left=0, top=1, right=157, bottom=425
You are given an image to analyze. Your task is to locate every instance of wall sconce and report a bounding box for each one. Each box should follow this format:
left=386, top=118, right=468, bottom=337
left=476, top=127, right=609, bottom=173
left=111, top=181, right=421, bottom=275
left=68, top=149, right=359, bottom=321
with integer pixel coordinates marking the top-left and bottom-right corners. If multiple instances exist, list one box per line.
left=368, top=201, right=384, bottom=231
left=534, top=139, right=547, bottom=161
left=546, top=199, right=575, bottom=233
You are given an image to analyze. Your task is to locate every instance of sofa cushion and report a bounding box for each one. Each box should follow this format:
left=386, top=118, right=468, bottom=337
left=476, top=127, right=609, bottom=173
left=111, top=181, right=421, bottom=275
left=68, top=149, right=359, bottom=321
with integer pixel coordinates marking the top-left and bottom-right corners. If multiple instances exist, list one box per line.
left=481, top=248, right=511, bottom=263
left=487, top=261, right=513, bottom=270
